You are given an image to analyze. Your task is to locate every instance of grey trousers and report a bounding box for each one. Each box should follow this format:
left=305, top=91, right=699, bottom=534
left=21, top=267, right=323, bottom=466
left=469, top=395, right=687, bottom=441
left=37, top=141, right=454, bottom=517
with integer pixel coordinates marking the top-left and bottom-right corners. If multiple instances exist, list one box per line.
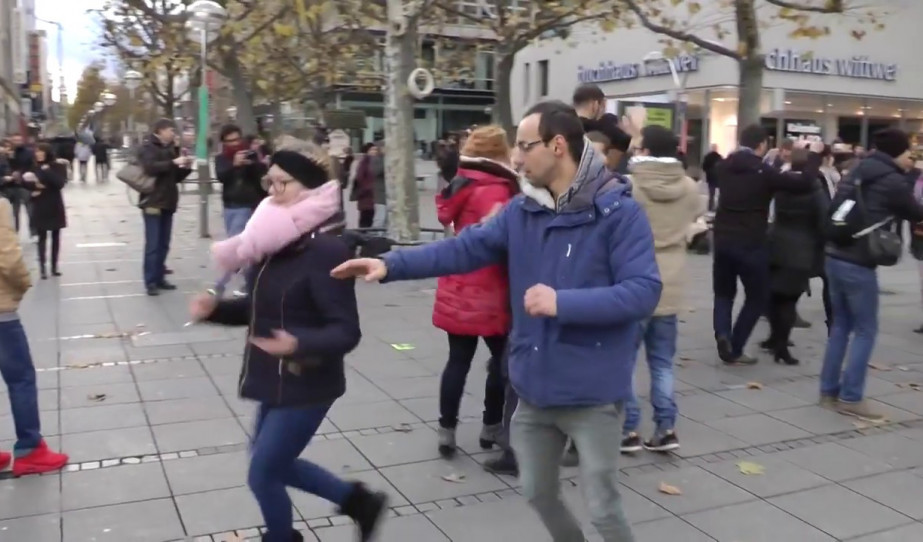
left=511, top=400, right=635, bottom=542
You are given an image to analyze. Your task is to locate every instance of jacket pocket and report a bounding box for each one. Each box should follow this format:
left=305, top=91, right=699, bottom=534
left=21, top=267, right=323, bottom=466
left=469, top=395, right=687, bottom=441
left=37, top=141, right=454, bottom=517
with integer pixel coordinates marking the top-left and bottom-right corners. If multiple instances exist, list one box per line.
left=557, top=325, right=607, bottom=348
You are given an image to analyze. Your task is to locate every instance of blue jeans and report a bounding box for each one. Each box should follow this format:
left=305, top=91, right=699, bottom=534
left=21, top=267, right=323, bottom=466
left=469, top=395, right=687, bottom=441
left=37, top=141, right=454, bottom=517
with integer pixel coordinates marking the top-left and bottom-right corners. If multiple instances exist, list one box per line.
left=216, top=207, right=254, bottom=292
left=624, top=315, right=678, bottom=434
left=142, top=209, right=174, bottom=287
left=712, top=244, right=770, bottom=357
left=820, top=258, right=879, bottom=403
left=248, top=403, right=353, bottom=542
left=0, top=319, right=43, bottom=456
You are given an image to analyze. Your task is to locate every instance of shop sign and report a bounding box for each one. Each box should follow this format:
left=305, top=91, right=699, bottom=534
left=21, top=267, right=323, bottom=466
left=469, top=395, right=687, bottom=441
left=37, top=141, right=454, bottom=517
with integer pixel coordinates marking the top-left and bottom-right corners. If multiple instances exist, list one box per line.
left=578, top=55, right=699, bottom=84
left=765, top=49, right=897, bottom=81
left=785, top=120, right=822, bottom=142
left=616, top=101, right=676, bottom=131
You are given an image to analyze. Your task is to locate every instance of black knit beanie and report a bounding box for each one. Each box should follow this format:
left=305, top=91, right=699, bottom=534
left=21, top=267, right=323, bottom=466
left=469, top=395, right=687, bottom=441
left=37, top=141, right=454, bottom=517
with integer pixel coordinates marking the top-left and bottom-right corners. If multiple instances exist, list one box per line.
left=872, top=129, right=910, bottom=159
left=270, top=150, right=328, bottom=189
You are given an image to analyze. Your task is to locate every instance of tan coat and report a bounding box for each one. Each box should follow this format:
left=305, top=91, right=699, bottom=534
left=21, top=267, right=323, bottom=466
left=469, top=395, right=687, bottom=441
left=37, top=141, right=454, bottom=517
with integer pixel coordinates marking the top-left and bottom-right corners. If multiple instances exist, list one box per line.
left=0, top=198, right=31, bottom=313
left=628, top=158, right=703, bottom=316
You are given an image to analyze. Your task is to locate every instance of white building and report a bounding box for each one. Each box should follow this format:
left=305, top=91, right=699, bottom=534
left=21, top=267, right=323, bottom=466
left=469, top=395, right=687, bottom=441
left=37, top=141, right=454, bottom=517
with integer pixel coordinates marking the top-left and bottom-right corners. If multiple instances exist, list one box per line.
left=510, top=0, right=923, bottom=165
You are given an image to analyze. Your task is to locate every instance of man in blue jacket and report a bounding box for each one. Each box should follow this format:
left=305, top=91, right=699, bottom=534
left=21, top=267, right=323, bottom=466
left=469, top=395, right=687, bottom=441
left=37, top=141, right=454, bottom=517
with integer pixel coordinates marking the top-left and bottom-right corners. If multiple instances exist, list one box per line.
left=332, top=100, right=661, bottom=542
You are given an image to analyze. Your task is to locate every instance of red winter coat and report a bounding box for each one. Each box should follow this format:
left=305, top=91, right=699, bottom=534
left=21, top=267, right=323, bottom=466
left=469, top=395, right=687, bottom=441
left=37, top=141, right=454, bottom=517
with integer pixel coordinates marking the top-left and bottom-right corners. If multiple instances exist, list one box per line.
left=433, top=157, right=519, bottom=337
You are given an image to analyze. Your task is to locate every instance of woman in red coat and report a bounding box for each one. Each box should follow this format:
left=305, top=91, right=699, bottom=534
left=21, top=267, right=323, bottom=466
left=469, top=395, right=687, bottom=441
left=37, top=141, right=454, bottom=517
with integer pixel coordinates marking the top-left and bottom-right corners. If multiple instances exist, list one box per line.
left=433, top=125, right=519, bottom=458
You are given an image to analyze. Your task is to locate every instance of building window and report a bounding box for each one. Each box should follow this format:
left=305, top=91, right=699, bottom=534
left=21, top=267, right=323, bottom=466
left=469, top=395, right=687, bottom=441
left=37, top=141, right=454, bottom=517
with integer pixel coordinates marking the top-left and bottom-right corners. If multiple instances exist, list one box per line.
left=524, top=62, right=531, bottom=103
left=538, top=60, right=549, bottom=97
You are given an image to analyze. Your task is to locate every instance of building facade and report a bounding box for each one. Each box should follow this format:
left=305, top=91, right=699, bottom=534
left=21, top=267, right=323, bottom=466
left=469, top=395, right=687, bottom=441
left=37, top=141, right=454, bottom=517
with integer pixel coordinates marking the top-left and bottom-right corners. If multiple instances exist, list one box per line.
left=511, top=0, right=923, bottom=165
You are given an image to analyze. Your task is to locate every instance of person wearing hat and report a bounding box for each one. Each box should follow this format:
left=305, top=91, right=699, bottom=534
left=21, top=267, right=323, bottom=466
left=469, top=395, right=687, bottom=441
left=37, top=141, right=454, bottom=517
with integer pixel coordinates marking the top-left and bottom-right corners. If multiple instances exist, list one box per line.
left=188, top=148, right=389, bottom=542
left=822, top=128, right=923, bottom=422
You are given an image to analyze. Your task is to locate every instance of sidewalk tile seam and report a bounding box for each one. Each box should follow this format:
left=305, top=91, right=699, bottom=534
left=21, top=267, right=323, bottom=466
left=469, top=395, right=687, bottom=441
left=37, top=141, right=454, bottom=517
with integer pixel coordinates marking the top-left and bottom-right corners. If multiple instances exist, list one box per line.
left=35, top=352, right=236, bottom=373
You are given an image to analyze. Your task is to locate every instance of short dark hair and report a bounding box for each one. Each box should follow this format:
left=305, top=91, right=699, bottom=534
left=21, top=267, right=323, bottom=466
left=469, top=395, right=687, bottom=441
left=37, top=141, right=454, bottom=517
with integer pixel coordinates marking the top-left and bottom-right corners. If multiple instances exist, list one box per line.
left=739, top=124, right=768, bottom=150
left=35, top=142, right=55, bottom=161
left=572, top=84, right=605, bottom=107
left=523, top=100, right=585, bottom=163
left=219, top=124, right=241, bottom=142
left=790, top=148, right=810, bottom=171
left=152, top=118, right=175, bottom=134
left=640, top=125, right=678, bottom=158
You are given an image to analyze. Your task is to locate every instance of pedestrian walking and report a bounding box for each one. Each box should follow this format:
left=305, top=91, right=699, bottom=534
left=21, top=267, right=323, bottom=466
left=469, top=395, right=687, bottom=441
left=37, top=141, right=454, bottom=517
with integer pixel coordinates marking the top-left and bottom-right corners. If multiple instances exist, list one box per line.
left=822, top=129, right=923, bottom=421
left=75, top=141, right=91, bottom=183
left=332, top=100, right=661, bottom=542
left=8, top=134, right=36, bottom=237
left=0, top=197, right=69, bottom=477
left=432, top=125, right=519, bottom=458
left=702, top=144, right=723, bottom=211
left=189, top=147, right=387, bottom=542
left=137, top=119, right=193, bottom=296
left=21, top=143, right=67, bottom=279
left=351, top=143, right=385, bottom=229
left=92, top=137, right=110, bottom=182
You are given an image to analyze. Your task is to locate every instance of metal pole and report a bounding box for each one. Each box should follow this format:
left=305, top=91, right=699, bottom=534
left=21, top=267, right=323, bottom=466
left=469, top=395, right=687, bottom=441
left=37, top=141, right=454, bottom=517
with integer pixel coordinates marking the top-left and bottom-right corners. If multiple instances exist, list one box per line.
left=196, top=27, right=210, bottom=239
left=128, top=87, right=135, bottom=148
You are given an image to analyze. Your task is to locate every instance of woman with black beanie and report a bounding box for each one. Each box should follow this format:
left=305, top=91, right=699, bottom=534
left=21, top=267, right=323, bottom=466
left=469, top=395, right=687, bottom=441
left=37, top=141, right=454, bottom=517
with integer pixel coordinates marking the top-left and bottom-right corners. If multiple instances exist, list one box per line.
left=188, top=146, right=388, bottom=542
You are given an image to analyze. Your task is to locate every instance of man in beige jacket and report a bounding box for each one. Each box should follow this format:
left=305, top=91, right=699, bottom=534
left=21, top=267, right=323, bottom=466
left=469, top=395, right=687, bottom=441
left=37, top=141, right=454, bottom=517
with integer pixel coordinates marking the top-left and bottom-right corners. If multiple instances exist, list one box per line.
left=0, top=197, right=68, bottom=476
left=621, top=125, right=702, bottom=453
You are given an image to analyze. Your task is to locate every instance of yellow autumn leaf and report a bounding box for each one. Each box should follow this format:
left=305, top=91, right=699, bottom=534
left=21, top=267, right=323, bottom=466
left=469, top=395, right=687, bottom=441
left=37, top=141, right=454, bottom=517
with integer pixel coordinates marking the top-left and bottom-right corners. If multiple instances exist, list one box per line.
left=737, top=461, right=765, bottom=476
left=658, top=481, right=682, bottom=495
left=688, top=2, right=701, bottom=15
left=273, top=22, right=296, bottom=38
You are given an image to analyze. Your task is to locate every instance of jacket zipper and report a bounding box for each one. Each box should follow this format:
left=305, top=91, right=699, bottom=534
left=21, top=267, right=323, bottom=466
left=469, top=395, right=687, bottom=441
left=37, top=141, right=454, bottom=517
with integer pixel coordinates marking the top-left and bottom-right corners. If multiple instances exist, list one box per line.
left=239, top=259, right=270, bottom=397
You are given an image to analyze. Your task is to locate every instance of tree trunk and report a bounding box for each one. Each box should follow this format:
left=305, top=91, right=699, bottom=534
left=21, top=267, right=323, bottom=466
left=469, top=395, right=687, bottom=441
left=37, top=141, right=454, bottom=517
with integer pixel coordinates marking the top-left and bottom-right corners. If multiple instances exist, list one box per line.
left=736, top=55, right=764, bottom=135
left=269, top=101, right=283, bottom=139
left=383, top=9, right=421, bottom=242
left=492, top=52, right=515, bottom=140
left=222, top=54, right=258, bottom=135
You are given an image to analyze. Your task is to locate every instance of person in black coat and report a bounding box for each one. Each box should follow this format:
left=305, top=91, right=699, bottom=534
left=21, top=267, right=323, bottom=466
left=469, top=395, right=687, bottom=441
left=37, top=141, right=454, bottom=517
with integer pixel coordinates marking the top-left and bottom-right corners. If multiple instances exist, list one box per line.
left=702, top=144, right=723, bottom=211
left=188, top=150, right=388, bottom=542
left=92, top=138, right=110, bottom=182
left=760, top=148, right=828, bottom=365
left=21, top=143, right=67, bottom=278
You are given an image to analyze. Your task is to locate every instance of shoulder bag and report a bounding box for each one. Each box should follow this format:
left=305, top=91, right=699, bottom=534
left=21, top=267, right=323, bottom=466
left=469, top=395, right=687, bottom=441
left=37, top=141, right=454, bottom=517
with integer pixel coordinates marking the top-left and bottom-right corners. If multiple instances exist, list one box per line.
left=116, top=153, right=156, bottom=194
left=852, top=176, right=901, bottom=267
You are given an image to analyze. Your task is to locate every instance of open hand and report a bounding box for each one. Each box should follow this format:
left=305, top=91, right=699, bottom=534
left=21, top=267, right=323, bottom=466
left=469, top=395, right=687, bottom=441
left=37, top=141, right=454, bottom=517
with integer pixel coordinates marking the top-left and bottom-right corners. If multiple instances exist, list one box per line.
left=250, top=329, right=298, bottom=356
left=330, top=258, right=387, bottom=282
left=188, top=292, right=218, bottom=322
left=524, top=284, right=557, bottom=317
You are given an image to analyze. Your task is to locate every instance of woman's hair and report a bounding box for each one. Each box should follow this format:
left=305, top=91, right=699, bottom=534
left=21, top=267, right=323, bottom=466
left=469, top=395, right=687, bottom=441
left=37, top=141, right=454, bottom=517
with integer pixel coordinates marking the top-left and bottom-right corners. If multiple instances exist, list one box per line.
left=461, top=125, right=510, bottom=163
left=35, top=142, right=55, bottom=161
left=790, top=147, right=810, bottom=171
left=360, top=142, right=376, bottom=153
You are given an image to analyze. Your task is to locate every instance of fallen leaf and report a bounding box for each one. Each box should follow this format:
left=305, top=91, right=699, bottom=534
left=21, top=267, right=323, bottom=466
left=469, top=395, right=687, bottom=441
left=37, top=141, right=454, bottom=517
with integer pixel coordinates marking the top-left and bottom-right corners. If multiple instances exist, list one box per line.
left=737, top=461, right=765, bottom=475
left=897, top=366, right=910, bottom=372
left=68, top=363, right=92, bottom=369
left=658, top=481, right=682, bottom=495
left=746, top=381, right=764, bottom=390
left=87, top=393, right=107, bottom=402
left=910, top=383, right=922, bottom=391
left=868, top=363, right=892, bottom=372
left=392, top=423, right=414, bottom=432
left=679, top=356, right=693, bottom=361
left=390, top=343, right=416, bottom=351
left=441, top=473, right=466, bottom=483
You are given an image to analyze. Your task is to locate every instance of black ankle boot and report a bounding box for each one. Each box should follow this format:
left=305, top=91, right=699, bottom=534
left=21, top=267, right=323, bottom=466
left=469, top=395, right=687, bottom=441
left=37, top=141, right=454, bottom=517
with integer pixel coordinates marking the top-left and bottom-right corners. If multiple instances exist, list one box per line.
left=39, top=264, right=47, bottom=280
left=261, top=530, right=303, bottom=542
left=773, top=346, right=800, bottom=366
left=339, top=482, right=388, bottom=541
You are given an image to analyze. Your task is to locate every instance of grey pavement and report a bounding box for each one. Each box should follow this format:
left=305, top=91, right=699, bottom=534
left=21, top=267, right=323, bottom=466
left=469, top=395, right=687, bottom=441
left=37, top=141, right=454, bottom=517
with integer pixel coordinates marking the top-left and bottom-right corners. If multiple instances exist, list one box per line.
left=3, top=165, right=923, bottom=541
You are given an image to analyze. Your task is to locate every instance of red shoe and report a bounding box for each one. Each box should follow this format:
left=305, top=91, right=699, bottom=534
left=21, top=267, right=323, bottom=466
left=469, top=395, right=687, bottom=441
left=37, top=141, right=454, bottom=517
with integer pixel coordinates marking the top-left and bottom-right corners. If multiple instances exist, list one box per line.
left=12, top=441, right=68, bottom=477
left=0, top=451, right=10, bottom=471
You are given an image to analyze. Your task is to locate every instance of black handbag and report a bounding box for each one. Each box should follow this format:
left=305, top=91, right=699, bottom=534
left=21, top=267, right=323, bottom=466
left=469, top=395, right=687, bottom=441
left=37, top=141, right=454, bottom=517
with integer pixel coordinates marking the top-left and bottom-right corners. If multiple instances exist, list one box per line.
left=852, top=176, right=901, bottom=267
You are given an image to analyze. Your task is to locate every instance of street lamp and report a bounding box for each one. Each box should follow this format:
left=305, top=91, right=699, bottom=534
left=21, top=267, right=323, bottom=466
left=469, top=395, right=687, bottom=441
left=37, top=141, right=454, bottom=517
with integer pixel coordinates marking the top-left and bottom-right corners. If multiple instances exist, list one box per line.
left=186, top=0, right=227, bottom=239
left=125, top=70, right=143, bottom=147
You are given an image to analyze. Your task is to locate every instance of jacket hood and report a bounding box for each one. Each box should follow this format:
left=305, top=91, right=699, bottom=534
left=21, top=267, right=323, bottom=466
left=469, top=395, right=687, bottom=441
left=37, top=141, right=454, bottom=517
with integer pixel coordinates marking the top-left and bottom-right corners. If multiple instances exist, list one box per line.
left=438, top=157, right=519, bottom=223
left=852, top=151, right=904, bottom=183
left=628, top=157, right=690, bottom=203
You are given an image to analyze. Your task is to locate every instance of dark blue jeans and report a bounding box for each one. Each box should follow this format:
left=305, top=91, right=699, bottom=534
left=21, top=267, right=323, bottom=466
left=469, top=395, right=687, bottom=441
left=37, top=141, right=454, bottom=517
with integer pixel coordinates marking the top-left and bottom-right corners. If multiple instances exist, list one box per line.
left=0, top=319, right=42, bottom=456
left=624, top=315, right=679, bottom=434
left=713, top=244, right=770, bottom=357
left=142, top=209, right=174, bottom=287
left=820, top=258, right=879, bottom=403
left=248, top=403, right=352, bottom=542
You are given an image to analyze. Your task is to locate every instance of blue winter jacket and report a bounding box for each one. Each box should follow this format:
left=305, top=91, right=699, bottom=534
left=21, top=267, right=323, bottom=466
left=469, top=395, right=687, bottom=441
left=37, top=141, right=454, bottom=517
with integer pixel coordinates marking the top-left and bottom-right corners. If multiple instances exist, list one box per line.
left=384, top=144, right=662, bottom=408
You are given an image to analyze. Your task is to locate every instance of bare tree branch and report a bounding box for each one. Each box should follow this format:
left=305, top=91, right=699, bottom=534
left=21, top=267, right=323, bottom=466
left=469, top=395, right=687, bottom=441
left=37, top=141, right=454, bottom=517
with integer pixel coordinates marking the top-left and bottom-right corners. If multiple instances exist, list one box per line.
left=764, top=0, right=844, bottom=12
left=621, top=0, right=740, bottom=59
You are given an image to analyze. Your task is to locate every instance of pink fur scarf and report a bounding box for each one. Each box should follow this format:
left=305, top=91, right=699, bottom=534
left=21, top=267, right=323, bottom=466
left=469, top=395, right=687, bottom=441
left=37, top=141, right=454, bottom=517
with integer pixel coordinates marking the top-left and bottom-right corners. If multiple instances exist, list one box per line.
left=211, top=180, right=341, bottom=273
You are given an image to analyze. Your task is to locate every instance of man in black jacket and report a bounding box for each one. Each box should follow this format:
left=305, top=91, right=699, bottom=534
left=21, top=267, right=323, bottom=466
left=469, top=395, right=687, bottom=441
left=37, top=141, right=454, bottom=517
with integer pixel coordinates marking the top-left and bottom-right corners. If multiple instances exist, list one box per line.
left=821, top=129, right=923, bottom=421
left=7, top=134, right=35, bottom=236
left=702, top=144, right=723, bottom=211
left=137, top=119, right=193, bottom=296
left=712, top=125, right=822, bottom=365
left=214, top=124, right=267, bottom=294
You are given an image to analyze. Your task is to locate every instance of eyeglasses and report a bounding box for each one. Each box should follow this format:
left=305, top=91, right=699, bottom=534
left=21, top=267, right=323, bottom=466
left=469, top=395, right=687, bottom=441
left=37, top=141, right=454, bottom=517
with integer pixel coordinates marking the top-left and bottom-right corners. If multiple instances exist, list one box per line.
left=517, top=139, right=545, bottom=153
left=261, top=176, right=296, bottom=192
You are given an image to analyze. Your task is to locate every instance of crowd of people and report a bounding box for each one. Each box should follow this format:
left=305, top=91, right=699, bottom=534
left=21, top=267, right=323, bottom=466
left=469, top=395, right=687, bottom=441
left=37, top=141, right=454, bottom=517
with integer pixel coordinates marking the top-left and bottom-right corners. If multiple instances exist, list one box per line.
left=0, top=76, right=922, bottom=541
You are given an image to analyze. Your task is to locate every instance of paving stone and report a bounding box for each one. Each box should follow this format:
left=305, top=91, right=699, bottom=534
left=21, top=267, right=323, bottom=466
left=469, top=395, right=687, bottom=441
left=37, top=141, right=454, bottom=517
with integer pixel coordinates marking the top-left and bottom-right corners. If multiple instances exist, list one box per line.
left=380, top=456, right=509, bottom=504
left=704, top=413, right=813, bottom=446
left=62, top=462, right=171, bottom=510
left=632, top=517, right=715, bottom=542
left=347, top=424, right=442, bottom=467
left=292, top=469, right=407, bottom=520
left=0, top=410, right=59, bottom=440
left=698, top=453, right=830, bottom=498
left=621, top=466, right=756, bottom=516
left=144, top=396, right=236, bottom=425
left=299, top=437, right=373, bottom=475
left=328, top=400, right=420, bottom=431
left=676, top=392, right=756, bottom=423
left=137, top=376, right=220, bottom=402
left=849, top=522, right=923, bottom=541
left=175, top=486, right=267, bottom=536
left=162, top=450, right=248, bottom=495
left=844, top=470, right=923, bottom=520
left=315, top=514, right=449, bottom=542
left=838, top=432, right=923, bottom=469
left=59, top=382, right=140, bottom=409
left=683, top=500, right=836, bottom=541
left=60, top=365, right=134, bottom=388
left=770, top=442, right=894, bottom=482
left=769, top=484, right=910, bottom=540
left=667, top=418, right=748, bottom=458
left=59, top=402, right=147, bottom=434
left=716, top=386, right=812, bottom=412
left=61, top=426, right=158, bottom=464
left=130, top=358, right=207, bottom=380
left=426, top=498, right=550, bottom=542
left=151, top=418, right=248, bottom=452
left=0, top=513, right=61, bottom=541
left=61, top=497, right=185, bottom=542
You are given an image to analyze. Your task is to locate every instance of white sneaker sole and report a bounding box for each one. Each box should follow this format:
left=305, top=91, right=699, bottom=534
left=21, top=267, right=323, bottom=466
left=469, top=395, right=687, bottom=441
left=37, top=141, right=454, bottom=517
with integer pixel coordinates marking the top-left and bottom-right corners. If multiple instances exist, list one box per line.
left=643, top=442, right=680, bottom=452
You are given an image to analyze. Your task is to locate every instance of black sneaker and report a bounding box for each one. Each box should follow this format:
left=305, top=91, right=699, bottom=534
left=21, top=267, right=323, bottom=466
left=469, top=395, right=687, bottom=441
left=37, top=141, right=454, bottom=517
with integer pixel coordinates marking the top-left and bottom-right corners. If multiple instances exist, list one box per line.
left=483, top=450, right=518, bottom=477
left=620, top=432, right=643, bottom=453
left=793, top=313, right=812, bottom=329
left=716, top=336, right=733, bottom=362
left=156, top=281, right=178, bottom=291
left=644, top=430, right=680, bottom=452
left=724, top=354, right=758, bottom=366
left=339, top=482, right=388, bottom=542
left=146, top=285, right=160, bottom=296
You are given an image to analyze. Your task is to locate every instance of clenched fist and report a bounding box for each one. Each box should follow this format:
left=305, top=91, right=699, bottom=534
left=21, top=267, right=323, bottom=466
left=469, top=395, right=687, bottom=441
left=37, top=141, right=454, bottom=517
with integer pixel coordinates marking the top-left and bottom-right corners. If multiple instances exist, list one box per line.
left=524, top=284, right=557, bottom=317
